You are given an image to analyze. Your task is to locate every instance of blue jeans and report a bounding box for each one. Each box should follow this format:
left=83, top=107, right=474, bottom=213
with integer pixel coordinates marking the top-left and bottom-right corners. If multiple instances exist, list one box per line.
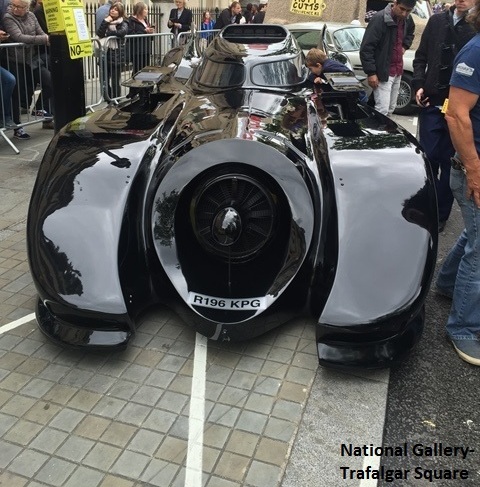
left=436, top=168, right=480, bottom=341
left=418, top=106, right=455, bottom=222
left=0, top=67, right=15, bottom=123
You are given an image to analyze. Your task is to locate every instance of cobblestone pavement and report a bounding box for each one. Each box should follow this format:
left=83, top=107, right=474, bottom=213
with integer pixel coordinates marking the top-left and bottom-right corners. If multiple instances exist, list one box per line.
left=0, top=122, right=389, bottom=486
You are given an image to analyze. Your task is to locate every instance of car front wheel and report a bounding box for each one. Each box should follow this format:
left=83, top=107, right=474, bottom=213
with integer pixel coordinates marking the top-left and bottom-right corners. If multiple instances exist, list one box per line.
left=394, top=73, right=414, bottom=115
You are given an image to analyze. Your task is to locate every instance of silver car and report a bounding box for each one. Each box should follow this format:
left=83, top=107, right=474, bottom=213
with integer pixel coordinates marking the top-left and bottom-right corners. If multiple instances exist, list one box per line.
left=286, top=21, right=416, bottom=115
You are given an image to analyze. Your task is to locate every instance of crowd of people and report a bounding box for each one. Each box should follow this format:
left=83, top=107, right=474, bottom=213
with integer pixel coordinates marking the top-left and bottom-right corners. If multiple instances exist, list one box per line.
left=212, top=2, right=267, bottom=29
left=0, top=1, right=270, bottom=139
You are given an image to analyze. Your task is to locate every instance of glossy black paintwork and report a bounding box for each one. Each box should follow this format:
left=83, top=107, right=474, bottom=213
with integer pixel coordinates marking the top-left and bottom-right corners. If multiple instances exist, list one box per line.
left=27, top=25, right=437, bottom=366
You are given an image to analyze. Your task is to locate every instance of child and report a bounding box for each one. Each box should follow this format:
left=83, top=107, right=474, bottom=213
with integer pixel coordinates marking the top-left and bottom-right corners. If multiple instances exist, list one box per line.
left=305, top=48, right=352, bottom=84
left=305, top=48, right=368, bottom=103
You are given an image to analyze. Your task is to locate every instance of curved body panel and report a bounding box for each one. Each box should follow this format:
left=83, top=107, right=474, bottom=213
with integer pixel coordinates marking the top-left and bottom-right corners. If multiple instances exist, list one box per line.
left=322, top=131, right=433, bottom=324
left=27, top=25, right=437, bottom=366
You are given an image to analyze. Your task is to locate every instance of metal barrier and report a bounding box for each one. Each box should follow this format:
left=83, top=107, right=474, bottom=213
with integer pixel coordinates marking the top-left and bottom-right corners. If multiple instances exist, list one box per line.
left=0, top=30, right=217, bottom=153
left=0, top=42, right=53, bottom=154
left=95, top=32, right=174, bottom=103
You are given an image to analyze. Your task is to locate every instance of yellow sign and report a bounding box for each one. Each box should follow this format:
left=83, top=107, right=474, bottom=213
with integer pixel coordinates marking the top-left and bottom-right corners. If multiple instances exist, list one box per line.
left=441, top=98, right=449, bottom=114
left=44, top=0, right=63, bottom=32
left=43, top=0, right=92, bottom=59
left=290, top=0, right=326, bottom=17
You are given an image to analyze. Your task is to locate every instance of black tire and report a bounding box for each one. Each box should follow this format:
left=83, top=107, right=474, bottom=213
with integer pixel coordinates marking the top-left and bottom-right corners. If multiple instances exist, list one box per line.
left=394, top=72, right=414, bottom=115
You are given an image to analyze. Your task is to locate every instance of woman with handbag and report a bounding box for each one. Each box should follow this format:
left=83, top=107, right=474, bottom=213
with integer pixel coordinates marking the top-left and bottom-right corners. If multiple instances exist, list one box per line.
left=97, top=2, right=128, bottom=100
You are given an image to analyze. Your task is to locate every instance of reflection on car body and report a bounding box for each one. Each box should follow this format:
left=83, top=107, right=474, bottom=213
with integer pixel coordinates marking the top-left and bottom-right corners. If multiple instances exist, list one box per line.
left=27, top=24, right=437, bottom=368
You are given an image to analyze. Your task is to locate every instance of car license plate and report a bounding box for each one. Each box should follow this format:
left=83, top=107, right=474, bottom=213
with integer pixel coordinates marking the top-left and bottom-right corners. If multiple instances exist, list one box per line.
left=188, top=292, right=266, bottom=310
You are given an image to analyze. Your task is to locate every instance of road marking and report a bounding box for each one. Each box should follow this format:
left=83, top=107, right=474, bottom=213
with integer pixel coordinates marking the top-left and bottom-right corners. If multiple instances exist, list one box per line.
left=185, top=332, right=208, bottom=487
left=0, top=312, right=36, bottom=335
left=359, top=455, right=381, bottom=487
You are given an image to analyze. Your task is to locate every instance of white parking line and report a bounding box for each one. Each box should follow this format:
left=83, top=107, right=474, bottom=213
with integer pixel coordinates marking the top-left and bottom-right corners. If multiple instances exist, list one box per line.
left=0, top=312, right=36, bottom=335
left=359, top=456, right=381, bottom=487
left=185, top=332, right=208, bottom=487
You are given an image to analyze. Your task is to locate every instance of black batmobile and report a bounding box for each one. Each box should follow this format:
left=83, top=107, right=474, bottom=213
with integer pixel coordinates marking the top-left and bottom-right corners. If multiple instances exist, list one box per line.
left=27, top=25, right=438, bottom=368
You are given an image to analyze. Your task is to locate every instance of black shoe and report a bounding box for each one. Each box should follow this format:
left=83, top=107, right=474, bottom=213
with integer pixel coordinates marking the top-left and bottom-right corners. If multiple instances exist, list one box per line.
left=14, top=127, right=31, bottom=139
left=438, top=220, right=447, bottom=233
left=32, top=109, right=53, bottom=119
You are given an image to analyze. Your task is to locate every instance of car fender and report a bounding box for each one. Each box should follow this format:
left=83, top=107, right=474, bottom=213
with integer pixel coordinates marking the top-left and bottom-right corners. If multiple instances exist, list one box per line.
left=27, top=133, right=156, bottom=316
left=319, top=130, right=436, bottom=326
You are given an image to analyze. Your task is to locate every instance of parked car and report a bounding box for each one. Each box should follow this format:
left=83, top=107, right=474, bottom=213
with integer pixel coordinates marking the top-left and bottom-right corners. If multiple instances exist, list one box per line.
left=286, top=21, right=417, bottom=115
left=27, top=24, right=437, bottom=368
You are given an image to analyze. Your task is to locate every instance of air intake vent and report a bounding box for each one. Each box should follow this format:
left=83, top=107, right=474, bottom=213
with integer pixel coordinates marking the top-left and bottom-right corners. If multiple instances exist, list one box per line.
left=221, top=24, right=288, bottom=44
left=191, top=173, right=278, bottom=262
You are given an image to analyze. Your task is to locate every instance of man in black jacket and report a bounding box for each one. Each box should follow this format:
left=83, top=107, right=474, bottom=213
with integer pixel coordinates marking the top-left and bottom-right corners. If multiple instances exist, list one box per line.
left=413, top=0, right=475, bottom=232
left=360, top=0, right=416, bottom=116
left=214, top=1, right=242, bottom=29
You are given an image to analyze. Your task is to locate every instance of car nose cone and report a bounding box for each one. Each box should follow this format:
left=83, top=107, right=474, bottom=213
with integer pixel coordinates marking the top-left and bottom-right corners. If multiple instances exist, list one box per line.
left=213, top=207, right=242, bottom=246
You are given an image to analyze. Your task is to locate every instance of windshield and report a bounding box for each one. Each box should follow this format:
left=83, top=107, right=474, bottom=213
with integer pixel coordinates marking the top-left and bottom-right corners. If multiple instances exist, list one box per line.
left=332, top=27, right=365, bottom=52
left=196, top=56, right=304, bottom=89
left=195, top=58, right=246, bottom=88
left=251, top=59, right=305, bottom=87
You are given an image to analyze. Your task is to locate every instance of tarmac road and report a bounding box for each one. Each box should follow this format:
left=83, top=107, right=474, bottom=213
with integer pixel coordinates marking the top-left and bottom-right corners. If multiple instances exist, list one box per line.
left=377, top=115, right=480, bottom=487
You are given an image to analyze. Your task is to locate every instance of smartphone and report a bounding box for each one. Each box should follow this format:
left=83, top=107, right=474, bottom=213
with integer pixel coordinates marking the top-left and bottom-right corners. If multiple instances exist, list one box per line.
left=418, top=95, right=429, bottom=107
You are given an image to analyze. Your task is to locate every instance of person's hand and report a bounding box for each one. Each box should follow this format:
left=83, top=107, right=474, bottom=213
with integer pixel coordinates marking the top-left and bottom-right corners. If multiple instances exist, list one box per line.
left=175, top=23, right=181, bottom=29
left=105, top=15, right=113, bottom=22
left=0, top=30, right=9, bottom=42
left=146, top=26, right=155, bottom=33
left=313, top=76, right=324, bottom=84
left=367, top=74, right=379, bottom=90
left=465, top=163, right=480, bottom=207
left=415, top=88, right=430, bottom=107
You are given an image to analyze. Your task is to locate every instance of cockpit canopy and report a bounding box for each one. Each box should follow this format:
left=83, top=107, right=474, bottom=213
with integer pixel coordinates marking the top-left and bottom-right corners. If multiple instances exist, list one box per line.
left=192, top=24, right=307, bottom=91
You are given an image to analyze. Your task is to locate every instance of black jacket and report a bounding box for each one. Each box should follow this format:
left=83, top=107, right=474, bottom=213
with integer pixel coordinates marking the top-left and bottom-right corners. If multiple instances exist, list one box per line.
left=168, top=8, right=192, bottom=34
left=412, top=6, right=475, bottom=105
left=127, top=16, right=152, bottom=71
left=96, top=18, right=129, bottom=40
left=360, top=4, right=415, bottom=82
left=214, top=8, right=242, bottom=29
left=252, top=11, right=265, bottom=24
left=127, top=15, right=150, bottom=35
left=96, top=18, right=128, bottom=62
